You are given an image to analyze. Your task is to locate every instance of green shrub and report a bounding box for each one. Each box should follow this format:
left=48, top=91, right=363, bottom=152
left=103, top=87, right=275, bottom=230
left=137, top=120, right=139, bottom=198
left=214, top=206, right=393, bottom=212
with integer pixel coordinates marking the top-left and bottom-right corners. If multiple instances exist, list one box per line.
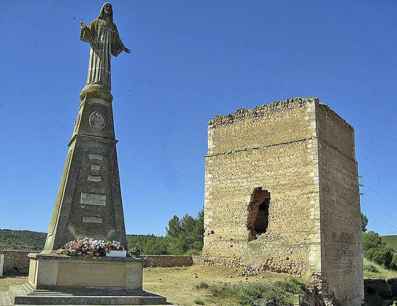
left=128, top=246, right=142, bottom=257
left=193, top=298, right=205, bottom=305
left=366, top=247, right=394, bottom=268
left=195, top=282, right=209, bottom=290
left=390, top=253, right=397, bottom=270
left=363, top=231, right=396, bottom=269
left=274, top=278, right=305, bottom=294
left=363, top=231, right=384, bottom=251
left=208, top=279, right=304, bottom=306
left=363, top=264, right=379, bottom=273
left=208, top=284, right=236, bottom=298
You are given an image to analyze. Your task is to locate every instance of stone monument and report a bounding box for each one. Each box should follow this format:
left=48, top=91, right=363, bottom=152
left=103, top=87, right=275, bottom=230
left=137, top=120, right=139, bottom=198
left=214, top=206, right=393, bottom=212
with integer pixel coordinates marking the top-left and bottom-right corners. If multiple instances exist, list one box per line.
left=43, top=1, right=130, bottom=253
left=6, top=3, right=168, bottom=305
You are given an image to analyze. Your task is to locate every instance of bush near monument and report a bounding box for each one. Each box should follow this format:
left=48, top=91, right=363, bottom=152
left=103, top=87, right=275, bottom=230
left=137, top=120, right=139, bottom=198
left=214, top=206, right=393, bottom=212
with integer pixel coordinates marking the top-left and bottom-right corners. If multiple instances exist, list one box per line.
left=363, top=231, right=397, bottom=270
left=204, top=278, right=304, bottom=306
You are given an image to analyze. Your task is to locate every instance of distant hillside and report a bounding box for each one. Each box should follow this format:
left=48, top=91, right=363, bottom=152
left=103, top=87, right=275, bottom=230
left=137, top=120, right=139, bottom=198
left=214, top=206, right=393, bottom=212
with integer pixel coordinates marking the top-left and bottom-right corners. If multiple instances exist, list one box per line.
left=382, top=235, right=397, bottom=250
left=0, top=229, right=165, bottom=253
left=0, top=229, right=46, bottom=250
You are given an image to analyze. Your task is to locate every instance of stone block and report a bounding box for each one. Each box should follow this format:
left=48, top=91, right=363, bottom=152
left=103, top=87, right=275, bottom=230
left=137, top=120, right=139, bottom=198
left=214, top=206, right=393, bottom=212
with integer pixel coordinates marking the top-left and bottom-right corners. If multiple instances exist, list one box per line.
left=0, top=250, right=33, bottom=275
left=9, top=283, right=168, bottom=305
left=143, top=255, right=193, bottom=268
left=28, top=253, right=143, bottom=291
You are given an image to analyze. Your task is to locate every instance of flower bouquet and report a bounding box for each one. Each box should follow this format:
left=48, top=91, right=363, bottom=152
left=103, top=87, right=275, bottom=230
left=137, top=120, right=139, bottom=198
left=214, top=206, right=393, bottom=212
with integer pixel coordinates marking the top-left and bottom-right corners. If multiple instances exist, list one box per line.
left=60, top=238, right=125, bottom=257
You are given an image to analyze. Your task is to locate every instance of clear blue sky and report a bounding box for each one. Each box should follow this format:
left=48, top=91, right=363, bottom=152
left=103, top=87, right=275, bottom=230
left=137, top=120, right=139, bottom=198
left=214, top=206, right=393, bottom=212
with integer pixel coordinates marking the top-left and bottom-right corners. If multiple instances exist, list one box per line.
left=1, top=1, right=396, bottom=235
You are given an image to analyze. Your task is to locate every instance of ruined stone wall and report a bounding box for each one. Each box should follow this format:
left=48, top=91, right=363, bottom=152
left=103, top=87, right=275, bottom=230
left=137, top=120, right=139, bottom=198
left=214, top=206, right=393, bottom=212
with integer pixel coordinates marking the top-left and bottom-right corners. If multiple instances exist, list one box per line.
left=203, top=98, right=322, bottom=276
left=0, top=250, right=34, bottom=275
left=203, top=97, right=363, bottom=305
left=317, top=105, right=364, bottom=305
left=0, top=250, right=194, bottom=274
left=143, top=256, right=193, bottom=268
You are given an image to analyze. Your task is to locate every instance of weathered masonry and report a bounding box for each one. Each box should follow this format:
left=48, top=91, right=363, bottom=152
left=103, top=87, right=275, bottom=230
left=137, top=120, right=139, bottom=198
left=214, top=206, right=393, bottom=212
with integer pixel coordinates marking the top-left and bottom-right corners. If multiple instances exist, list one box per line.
left=203, top=97, right=363, bottom=305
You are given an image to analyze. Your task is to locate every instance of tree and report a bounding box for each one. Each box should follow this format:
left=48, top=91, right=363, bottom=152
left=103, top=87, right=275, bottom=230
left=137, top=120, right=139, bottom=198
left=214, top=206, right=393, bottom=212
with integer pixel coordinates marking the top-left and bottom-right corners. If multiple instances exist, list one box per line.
left=166, top=216, right=182, bottom=237
left=361, top=212, right=368, bottom=232
left=192, top=210, right=204, bottom=251
left=362, top=231, right=383, bottom=251
left=165, top=215, right=185, bottom=254
left=127, top=210, right=205, bottom=256
left=127, top=234, right=168, bottom=255
left=165, top=210, right=204, bottom=255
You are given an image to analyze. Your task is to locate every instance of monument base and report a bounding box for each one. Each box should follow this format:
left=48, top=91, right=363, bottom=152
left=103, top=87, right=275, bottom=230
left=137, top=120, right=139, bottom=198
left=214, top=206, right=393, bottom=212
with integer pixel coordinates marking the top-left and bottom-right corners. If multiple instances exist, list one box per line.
left=28, top=253, right=143, bottom=290
left=2, top=253, right=170, bottom=305
left=7, top=283, right=169, bottom=305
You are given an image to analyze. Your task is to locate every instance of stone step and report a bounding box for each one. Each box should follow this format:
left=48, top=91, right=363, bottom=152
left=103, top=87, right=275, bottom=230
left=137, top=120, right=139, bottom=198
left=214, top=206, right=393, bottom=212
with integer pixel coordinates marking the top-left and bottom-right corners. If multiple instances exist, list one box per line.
left=9, top=284, right=33, bottom=296
left=7, top=284, right=34, bottom=303
left=14, top=295, right=168, bottom=305
left=6, top=283, right=169, bottom=305
left=0, top=292, right=13, bottom=306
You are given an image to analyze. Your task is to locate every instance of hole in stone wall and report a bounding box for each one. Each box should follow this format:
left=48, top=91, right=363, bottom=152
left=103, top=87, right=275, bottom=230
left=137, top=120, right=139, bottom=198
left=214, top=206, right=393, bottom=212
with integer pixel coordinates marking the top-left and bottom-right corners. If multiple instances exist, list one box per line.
left=247, top=187, right=270, bottom=241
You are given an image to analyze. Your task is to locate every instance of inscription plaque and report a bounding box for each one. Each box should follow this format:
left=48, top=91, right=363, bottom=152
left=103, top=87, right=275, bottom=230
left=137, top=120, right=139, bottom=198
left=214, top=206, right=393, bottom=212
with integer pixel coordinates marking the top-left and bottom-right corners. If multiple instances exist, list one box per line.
left=80, top=192, right=106, bottom=206
left=88, top=175, right=102, bottom=182
left=88, top=154, right=104, bottom=161
left=91, top=165, right=101, bottom=171
left=82, top=216, right=103, bottom=224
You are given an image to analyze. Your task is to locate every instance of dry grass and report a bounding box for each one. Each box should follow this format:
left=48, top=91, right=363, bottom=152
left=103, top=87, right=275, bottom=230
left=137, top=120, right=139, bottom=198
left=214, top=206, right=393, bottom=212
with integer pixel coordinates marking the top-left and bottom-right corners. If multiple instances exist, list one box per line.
left=3, top=261, right=397, bottom=305
left=0, top=265, right=293, bottom=305
left=0, top=276, right=26, bottom=292
left=364, top=258, right=397, bottom=279
left=143, top=265, right=292, bottom=306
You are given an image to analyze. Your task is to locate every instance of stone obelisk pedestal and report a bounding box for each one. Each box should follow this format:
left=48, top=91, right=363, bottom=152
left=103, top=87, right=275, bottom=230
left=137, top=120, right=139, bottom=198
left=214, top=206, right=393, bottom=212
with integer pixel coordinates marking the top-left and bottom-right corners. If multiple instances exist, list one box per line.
left=27, top=253, right=143, bottom=291
left=44, top=88, right=127, bottom=252
left=6, top=88, right=169, bottom=305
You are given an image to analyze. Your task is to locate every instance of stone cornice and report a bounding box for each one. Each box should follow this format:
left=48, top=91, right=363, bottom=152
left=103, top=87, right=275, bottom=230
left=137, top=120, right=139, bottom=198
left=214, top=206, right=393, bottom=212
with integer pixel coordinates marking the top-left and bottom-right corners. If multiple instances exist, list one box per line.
left=208, top=97, right=319, bottom=128
left=319, top=104, right=353, bottom=131
left=80, top=85, right=113, bottom=103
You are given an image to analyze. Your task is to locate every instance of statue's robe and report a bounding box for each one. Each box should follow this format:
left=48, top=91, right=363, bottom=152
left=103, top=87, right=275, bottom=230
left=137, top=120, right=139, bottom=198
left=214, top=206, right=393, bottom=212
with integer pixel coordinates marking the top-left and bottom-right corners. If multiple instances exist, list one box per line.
left=80, top=18, right=126, bottom=91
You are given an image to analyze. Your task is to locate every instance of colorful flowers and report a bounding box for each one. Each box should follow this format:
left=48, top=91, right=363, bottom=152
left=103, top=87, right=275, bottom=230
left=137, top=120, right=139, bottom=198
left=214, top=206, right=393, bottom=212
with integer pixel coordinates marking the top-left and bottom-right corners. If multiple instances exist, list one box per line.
left=61, top=238, right=125, bottom=257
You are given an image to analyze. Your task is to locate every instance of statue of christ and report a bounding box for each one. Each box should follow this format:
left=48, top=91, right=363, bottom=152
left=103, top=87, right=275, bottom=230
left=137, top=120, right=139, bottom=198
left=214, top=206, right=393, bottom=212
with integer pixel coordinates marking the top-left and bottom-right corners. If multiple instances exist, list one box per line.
left=80, top=3, right=130, bottom=92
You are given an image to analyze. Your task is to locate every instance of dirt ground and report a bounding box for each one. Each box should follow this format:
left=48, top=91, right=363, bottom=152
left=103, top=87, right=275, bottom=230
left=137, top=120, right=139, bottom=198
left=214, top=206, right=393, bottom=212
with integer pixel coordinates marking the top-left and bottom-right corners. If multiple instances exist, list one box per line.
left=0, top=276, right=25, bottom=292
left=145, top=265, right=290, bottom=305
left=0, top=265, right=290, bottom=306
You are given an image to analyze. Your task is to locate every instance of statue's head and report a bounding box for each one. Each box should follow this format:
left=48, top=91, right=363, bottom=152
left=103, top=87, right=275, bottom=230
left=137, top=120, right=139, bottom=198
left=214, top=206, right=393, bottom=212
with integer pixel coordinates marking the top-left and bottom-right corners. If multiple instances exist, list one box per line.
left=99, top=3, right=113, bottom=21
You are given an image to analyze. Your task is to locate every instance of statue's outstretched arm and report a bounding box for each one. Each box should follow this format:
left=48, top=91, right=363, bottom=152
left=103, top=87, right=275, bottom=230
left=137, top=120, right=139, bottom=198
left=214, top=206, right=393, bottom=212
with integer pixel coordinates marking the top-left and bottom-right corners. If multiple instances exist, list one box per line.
left=80, top=21, right=94, bottom=46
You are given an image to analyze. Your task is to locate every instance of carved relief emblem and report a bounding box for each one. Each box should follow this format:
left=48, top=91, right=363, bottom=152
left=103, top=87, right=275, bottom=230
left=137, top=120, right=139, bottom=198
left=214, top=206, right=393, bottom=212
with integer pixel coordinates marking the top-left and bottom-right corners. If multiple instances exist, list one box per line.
left=89, top=111, right=106, bottom=131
